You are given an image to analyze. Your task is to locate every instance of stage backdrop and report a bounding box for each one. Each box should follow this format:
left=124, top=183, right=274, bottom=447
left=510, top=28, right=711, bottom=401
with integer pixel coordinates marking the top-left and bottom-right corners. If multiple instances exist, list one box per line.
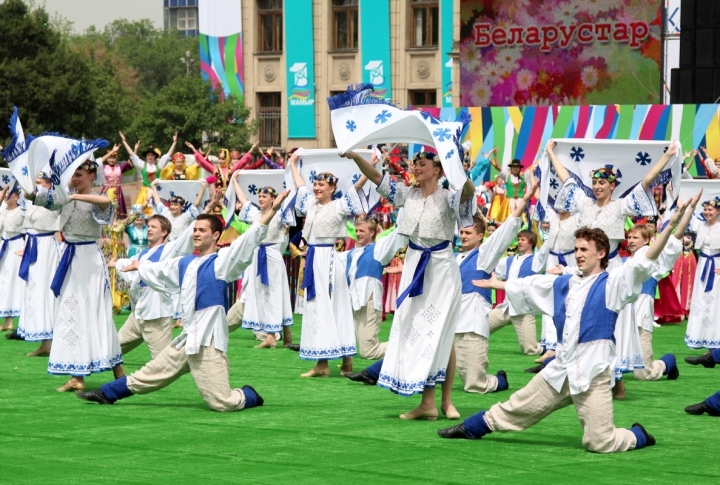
left=459, top=0, right=663, bottom=106
left=199, top=0, right=244, bottom=101
left=413, top=104, right=720, bottom=180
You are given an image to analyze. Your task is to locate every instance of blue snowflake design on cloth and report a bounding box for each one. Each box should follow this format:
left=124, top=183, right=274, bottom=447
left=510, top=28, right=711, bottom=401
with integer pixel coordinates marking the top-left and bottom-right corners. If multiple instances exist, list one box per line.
left=550, top=178, right=559, bottom=190
left=420, top=111, right=441, bottom=125
left=248, top=184, right=258, bottom=195
left=433, top=128, right=451, bottom=142
left=156, top=184, right=163, bottom=192
left=635, top=151, right=652, bottom=166
left=445, top=149, right=455, bottom=160
left=1, top=175, right=10, bottom=185
left=569, top=146, right=585, bottom=162
left=374, top=110, right=392, bottom=124
left=345, top=120, right=357, bottom=132
left=21, top=166, right=29, bottom=176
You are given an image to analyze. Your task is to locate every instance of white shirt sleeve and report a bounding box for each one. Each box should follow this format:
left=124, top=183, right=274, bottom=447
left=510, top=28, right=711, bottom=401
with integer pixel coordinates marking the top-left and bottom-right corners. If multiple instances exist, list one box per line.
left=504, top=274, right=557, bottom=317
left=136, top=257, right=183, bottom=296
left=606, top=246, right=659, bottom=311
left=477, top=216, right=521, bottom=272
left=214, top=222, right=269, bottom=282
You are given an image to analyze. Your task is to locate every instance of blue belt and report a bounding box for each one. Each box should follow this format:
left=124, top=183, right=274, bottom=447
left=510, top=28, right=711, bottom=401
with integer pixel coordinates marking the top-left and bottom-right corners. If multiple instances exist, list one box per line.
left=51, top=241, right=96, bottom=297
left=700, top=252, right=720, bottom=293
left=396, top=240, right=450, bottom=307
left=608, top=247, right=619, bottom=260
left=18, top=232, right=55, bottom=281
left=256, top=243, right=275, bottom=286
left=0, top=234, right=24, bottom=262
left=549, top=249, right=574, bottom=266
left=301, top=243, right=334, bottom=301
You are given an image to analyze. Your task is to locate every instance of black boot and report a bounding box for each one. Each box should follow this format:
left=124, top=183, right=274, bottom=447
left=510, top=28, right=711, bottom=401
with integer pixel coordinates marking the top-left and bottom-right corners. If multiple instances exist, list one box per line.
left=437, top=423, right=471, bottom=439
left=524, top=363, right=544, bottom=373
left=343, top=370, right=376, bottom=385
left=685, top=401, right=720, bottom=416
left=76, top=389, right=114, bottom=405
left=4, top=330, right=24, bottom=340
left=285, top=344, right=300, bottom=352
left=684, top=352, right=716, bottom=368
left=631, top=423, right=656, bottom=447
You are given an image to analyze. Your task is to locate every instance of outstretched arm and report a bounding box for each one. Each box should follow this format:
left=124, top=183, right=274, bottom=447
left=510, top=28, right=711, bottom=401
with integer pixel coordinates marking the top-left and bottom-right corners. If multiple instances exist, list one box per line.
left=545, top=139, right=569, bottom=183
left=192, top=180, right=208, bottom=209
left=70, top=193, right=111, bottom=210
left=118, top=132, right=138, bottom=158
left=231, top=170, right=248, bottom=205
left=642, top=142, right=678, bottom=190
left=343, top=150, right=383, bottom=186
left=167, top=133, right=178, bottom=158
left=288, top=152, right=305, bottom=188
left=646, top=197, right=689, bottom=260
left=673, top=190, right=702, bottom=239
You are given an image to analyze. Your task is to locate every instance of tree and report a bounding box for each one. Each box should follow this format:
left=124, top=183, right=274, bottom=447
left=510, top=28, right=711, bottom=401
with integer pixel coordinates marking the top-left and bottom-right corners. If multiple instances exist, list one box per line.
left=128, top=75, right=259, bottom=152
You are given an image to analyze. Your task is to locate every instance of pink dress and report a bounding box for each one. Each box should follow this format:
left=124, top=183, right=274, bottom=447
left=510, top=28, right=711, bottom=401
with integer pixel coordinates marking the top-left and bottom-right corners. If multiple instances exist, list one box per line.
left=100, top=161, right=133, bottom=218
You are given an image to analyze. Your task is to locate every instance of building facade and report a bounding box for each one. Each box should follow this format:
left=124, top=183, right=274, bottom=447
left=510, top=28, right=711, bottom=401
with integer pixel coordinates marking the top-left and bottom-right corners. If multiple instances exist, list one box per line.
left=165, top=0, right=459, bottom=151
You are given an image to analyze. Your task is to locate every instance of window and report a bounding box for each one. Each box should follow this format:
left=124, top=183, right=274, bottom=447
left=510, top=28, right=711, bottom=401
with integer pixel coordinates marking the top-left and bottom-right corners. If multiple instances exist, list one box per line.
left=258, top=93, right=282, bottom=146
left=333, top=0, right=358, bottom=50
left=258, top=0, right=283, bottom=53
left=409, top=90, right=437, bottom=107
left=411, top=0, right=439, bottom=47
left=164, top=6, right=198, bottom=36
left=177, top=8, right=197, bottom=31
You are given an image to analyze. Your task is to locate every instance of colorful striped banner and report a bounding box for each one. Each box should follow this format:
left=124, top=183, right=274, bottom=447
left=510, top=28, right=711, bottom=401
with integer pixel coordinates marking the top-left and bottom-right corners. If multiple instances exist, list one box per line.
left=199, top=0, right=244, bottom=100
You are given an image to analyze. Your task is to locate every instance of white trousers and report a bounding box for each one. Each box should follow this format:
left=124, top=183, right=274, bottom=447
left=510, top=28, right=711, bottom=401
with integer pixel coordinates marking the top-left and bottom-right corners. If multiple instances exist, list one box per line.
left=633, top=328, right=666, bottom=381
left=118, top=313, right=173, bottom=359
left=453, top=332, right=498, bottom=393
left=353, top=298, right=387, bottom=360
left=488, top=307, right=542, bottom=356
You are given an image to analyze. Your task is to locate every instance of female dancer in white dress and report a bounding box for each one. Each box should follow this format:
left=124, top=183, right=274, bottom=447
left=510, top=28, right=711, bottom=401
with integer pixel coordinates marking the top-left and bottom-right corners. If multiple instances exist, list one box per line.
left=686, top=195, right=720, bottom=351
left=34, top=160, right=124, bottom=391
left=347, top=150, right=475, bottom=420
left=0, top=184, right=25, bottom=331
left=547, top=139, right=676, bottom=398
left=231, top=170, right=294, bottom=348
left=289, top=152, right=365, bottom=377
left=16, top=173, right=62, bottom=356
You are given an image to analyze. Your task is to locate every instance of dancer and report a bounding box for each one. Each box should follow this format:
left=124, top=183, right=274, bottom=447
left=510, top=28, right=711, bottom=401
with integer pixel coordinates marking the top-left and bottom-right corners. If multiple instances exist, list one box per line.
left=100, top=206, right=130, bottom=313
left=125, top=205, right=149, bottom=257
left=99, top=144, right=134, bottom=218
left=487, top=229, right=543, bottom=356
left=231, top=170, right=294, bottom=349
left=33, top=159, right=124, bottom=392
left=289, top=152, right=365, bottom=377
left=159, top=152, right=199, bottom=180
left=151, top=179, right=205, bottom=240
left=346, top=149, right=475, bottom=421
left=627, top=199, right=697, bottom=382
left=670, top=231, right=697, bottom=318
left=454, top=188, right=533, bottom=394
left=438, top=202, right=689, bottom=452
left=76, top=195, right=289, bottom=412
left=15, top=173, right=62, bottom=355
left=119, top=131, right=176, bottom=211
left=546, top=139, right=676, bottom=399
left=0, top=183, right=25, bottom=331
left=685, top=194, right=720, bottom=351
left=111, top=215, right=194, bottom=359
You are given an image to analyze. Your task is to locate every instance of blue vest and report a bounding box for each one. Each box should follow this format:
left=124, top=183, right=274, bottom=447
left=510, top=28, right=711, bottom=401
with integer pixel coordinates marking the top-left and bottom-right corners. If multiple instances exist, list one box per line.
left=506, top=254, right=536, bottom=280
left=178, top=254, right=229, bottom=313
left=137, top=245, right=166, bottom=288
left=641, top=278, right=658, bottom=297
left=459, top=247, right=493, bottom=305
left=345, top=244, right=384, bottom=286
left=552, top=272, right=618, bottom=345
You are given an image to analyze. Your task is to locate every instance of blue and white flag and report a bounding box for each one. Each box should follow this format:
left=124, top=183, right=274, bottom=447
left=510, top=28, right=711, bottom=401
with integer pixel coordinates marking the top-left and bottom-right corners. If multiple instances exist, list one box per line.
left=327, top=84, right=469, bottom=190
left=671, top=179, right=720, bottom=227
left=537, top=139, right=682, bottom=222
left=2, top=108, right=34, bottom=194
left=223, top=169, right=291, bottom=229
left=283, top=148, right=380, bottom=215
left=0, top=168, right=16, bottom=192
left=153, top=180, right=209, bottom=212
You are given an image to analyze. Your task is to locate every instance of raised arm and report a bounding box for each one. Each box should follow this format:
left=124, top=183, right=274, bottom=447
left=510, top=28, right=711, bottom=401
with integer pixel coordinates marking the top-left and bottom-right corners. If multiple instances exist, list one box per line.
left=488, top=147, right=501, bottom=172
left=646, top=197, right=689, bottom=260
left=192, top=180, right=207, bottom=209
left=545, top=139, right=569, bottom=183
left=288, top=152, right=305, bottom=188
left=230, top=170, right=248, bottom=205
left=672, top=190, right=702, bottom=240
left=119, top=132, right=138, bottom=158
left=70, top=193, right=111, bottom=210
left=101, top=144, right=121, bottom=163
left=353, top=151, right=382, bottom=192
left=166, top=133, right=178, bottom=158
left=343, top=150, right=383, bottom=186
left=642, top=142, right=678, bottom=190
left=186, top=141, right=215, bottom=173
left=509, top=180, right=537, bottom=219
left=151, top=179, right=163, bottom=207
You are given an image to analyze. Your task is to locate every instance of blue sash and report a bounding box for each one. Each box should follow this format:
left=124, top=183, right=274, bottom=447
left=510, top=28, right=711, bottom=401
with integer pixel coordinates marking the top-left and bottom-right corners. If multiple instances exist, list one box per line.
left=0, top=234, right=23, bottom=262
left=18, top=232, right=55, bottom=281
left=50, top=241, right=96, bottom=297
left=137, top=245, right=166, bottom=288
left=459, top=248, right=492, bottom=305
left=396, top=240, right=450, bottom=307
left=700, top=252, right=720, bottom=292
left=302, top=243, right=334, bottom=301
left=256, top=243, right=274, bottom=286
left=549, top=249, right=573, bottom=266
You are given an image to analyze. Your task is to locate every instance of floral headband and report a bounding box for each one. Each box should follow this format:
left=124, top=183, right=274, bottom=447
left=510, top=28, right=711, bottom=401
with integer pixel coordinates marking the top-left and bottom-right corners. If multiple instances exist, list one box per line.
left=412, top=151, right=440, bottom=163
left=79, top=160, right=99, bottom=172
left=37, top=171, right=52, bottom=181
left=170, top=196, right=186, bottom=204
left=702, top=197, right=720, bottom=209
left=260, top=187, right=278, bottom=197
left=171, top=153, right=186, bottom=162
left=590, top=165, right=621, bottom=183
left=314, top=172, right=338, bottom=185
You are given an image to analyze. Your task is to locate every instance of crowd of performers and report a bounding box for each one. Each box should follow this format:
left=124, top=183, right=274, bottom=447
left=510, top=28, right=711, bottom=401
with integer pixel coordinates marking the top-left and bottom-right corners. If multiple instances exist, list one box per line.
left=3, top=108, right=720, bottom=455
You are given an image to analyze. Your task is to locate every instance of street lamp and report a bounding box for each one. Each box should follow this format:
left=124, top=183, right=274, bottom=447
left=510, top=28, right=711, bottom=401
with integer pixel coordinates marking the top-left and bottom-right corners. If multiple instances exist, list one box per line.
left=180, top=50, right=194, bottom=75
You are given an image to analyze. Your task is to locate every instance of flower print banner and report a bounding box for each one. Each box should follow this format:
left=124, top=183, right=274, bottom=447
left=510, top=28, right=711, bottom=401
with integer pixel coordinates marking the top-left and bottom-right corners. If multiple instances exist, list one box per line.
left=459, top=0, right=663, bottom=106
left=199, top=0, right=244, bottom=100
left=360, top=0, right=392, bottom=100
left=284, top=0, right=316, bottom=138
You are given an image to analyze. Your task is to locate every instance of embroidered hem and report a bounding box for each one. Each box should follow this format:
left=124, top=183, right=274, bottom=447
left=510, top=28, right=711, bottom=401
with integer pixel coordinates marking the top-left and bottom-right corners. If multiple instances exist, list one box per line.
left=299, top=345, right=357, bottom=360
left=47, top=353, right=124, bottom=377
left=377, top=369, right=448, bottom=397
left=17, top=327, right=52, bottom=341
left=241, top=317, right=293, bottom=333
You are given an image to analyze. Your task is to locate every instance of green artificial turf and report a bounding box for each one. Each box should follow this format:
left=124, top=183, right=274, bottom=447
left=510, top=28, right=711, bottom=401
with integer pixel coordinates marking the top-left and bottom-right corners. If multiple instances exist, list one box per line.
left=1, top=314, right=719, bottom=485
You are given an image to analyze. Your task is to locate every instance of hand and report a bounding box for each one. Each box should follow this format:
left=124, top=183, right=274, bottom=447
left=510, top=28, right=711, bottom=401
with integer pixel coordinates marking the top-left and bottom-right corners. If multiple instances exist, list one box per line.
left=118, top=131, right=126, bottom=142
left=546, top=139, right=556, bottom=153
left=689, top=189, right=703, bottom=210
left=472, top=277, right=494, bottom=289
left=200, top=179, right=207, bottom=186
left=231, top=170, right=240, bottom=180
left=173, top=132, right=178, bottom=143
left=547, top=265, right=564, bottom=275
left=523, top=180, right=539, bottom=202
left=289, top=152, right=300, bottom=166
left=112, top=143, right=120, bottom=152
left=134, top=140, right=141, bottom=152
left=69, top=194, right=78, bottom=201
left=14, top=249, right=23, bottom=257
left=666, top=141, right=678, bottom=158
left=106, top=258, right=116, bottom=268
left=669, top=198, right=690, bottom=226
left=252, top=141, right=259, bottom=150
left=184, top=140, right=195, bottom=150
left=272, top=190, right=290, bottom=210
left=120, top=260, right=140, bottom=272
left=152, top=178, right=160, bottom=186
left=267, top=146, right=274, bottom=155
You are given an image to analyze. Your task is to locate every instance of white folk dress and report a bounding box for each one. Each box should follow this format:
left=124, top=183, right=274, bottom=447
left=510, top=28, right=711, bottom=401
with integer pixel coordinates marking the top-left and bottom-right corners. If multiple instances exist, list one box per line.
left=376, top=174, right=474, bottom=396
left=46, top=198, right=122, bottom=376
left=16, top=203, right=62, bottom=341
left=556, top=179, right=655, bottom=379
left=686, top=219, right=720, bottom=348
left=238, top=203, right=293, bottom=333
left=294, top=185, right=364, bottom=360
left=0, top=204, right=25, bottom=318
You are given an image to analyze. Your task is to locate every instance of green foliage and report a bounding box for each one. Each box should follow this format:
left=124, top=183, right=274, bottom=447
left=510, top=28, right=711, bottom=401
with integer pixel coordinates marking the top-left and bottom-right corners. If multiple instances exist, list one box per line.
left=0, top=0, right=256, bottom=161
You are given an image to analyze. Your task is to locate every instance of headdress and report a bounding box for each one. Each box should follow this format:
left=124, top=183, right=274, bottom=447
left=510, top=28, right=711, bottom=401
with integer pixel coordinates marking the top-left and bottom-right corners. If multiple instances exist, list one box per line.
left=229, top=150, right=241, bottom=159
left=259, top=186, right=278, bottom=197
left=78, top=159, right=99, bottom=172
left=131, top=204, right=146, bottom=218
left=508, top=159, right=523, bottom=167
left=171, top=152, right=186, bottom=163
left=313, top=172, right=338, bottom=185
left=142, top=146, right=162, bottom=158
left=412, top=151, right=440, bottom=164
left=590, top=164, right=622, bottom=183
left=170, top=195, right=186, bottom=205
left=702, top=196, right=720, bottom=209
left=37, top=171, right=52, bottom=181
